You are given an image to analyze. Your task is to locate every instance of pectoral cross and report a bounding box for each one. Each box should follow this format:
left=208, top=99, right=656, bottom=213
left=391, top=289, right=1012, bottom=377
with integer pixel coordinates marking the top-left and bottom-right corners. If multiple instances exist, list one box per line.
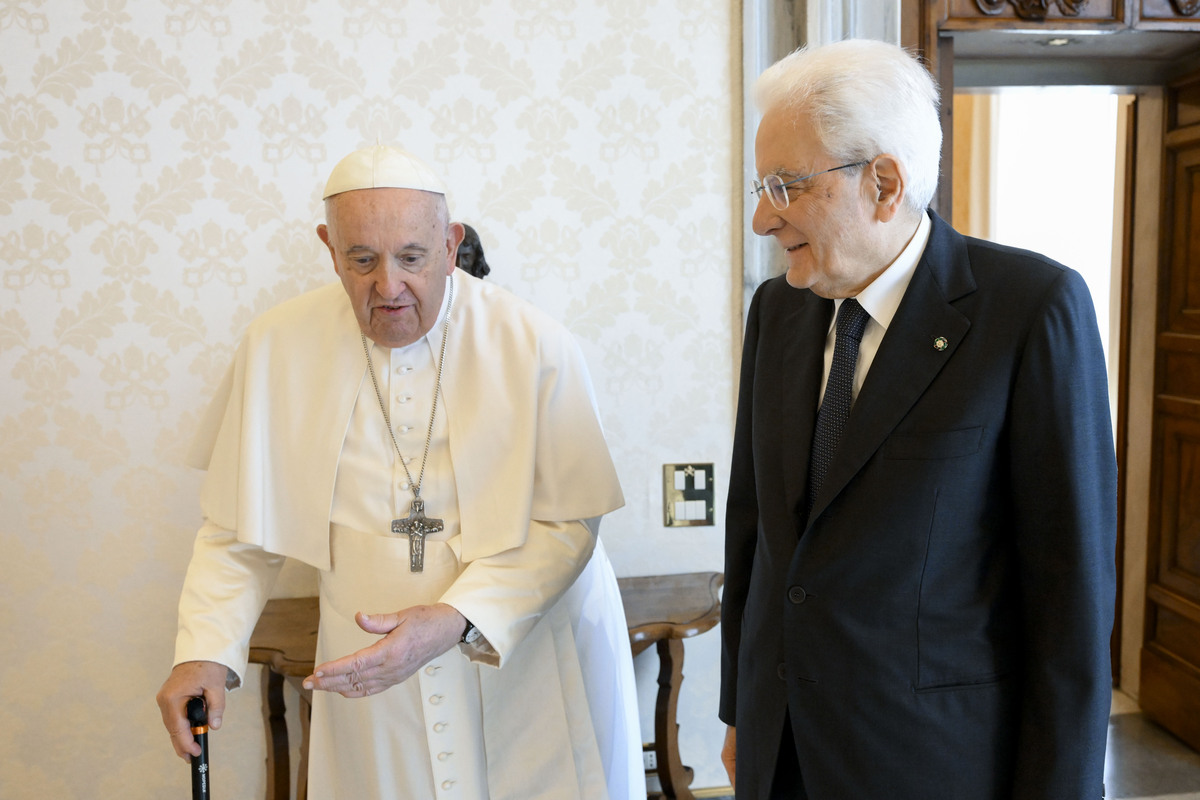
left=391, top=498, right=444, bottom=572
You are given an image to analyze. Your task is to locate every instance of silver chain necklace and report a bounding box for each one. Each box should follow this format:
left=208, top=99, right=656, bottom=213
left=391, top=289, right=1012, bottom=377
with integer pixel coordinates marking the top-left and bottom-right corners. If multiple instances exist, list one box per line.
left=360, top=274, right=454, bottom=572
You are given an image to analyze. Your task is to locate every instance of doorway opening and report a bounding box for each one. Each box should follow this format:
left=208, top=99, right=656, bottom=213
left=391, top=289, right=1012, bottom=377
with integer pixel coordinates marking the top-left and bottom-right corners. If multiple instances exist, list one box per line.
left=952, top=87, right=1126, bottom=424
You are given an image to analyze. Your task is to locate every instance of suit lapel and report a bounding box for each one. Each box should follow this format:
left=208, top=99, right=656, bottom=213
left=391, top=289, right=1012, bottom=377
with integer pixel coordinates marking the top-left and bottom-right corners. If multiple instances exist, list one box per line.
left=778, top=290, right=834, bottom=519
left=806, top=213, right=976, bottom=524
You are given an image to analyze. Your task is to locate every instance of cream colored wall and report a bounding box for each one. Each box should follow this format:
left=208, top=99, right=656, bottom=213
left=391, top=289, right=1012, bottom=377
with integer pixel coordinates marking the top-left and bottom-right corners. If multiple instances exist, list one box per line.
left=0, top=1, right=737, bottom=796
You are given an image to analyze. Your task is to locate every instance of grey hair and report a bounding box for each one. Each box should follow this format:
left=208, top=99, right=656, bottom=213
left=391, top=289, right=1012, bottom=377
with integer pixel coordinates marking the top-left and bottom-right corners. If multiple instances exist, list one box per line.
left=754, top=38, right=942, bottom=212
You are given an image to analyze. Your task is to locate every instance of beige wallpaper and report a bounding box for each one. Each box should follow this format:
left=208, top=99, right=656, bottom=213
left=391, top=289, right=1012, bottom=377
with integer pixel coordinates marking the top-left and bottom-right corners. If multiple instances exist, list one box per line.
left=0, top=0, right=736, bottom=796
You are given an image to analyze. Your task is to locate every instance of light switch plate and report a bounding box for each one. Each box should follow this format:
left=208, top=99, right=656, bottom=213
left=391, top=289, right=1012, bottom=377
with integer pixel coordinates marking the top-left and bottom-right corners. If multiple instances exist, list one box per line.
left=662, top=463, right=715, bottom=526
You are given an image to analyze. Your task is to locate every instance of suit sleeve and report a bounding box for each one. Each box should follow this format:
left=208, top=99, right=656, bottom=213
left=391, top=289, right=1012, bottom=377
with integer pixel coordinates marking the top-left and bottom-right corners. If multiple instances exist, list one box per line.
left=1008, top=268, right=1116, bottom=799
left=720, top=286, right=764, bottom=725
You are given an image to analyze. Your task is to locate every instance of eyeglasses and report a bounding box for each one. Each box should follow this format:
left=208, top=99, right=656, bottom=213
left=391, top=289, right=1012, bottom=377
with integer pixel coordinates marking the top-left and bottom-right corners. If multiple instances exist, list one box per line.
left=750, top=161, right=869, bottom=210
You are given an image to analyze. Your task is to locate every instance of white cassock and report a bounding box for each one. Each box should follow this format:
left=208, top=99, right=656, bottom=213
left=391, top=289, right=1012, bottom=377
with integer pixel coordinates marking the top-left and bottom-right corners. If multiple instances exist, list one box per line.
left=173, top=272, right=641, bottom=800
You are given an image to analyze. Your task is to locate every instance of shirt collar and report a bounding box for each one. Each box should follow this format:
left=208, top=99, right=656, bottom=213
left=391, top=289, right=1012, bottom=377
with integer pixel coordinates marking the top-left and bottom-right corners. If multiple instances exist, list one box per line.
left=839, top=210, right=931, bottom=331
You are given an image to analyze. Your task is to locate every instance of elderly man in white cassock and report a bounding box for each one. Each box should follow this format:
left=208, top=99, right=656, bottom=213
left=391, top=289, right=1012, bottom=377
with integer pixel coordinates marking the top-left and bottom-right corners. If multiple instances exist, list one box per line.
left=156, top=145, right=641, bottom=800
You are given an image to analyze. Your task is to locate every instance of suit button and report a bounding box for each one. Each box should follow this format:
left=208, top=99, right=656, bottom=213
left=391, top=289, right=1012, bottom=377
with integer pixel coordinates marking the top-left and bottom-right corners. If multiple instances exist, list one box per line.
left=777, top=663, right=787, bottom=680
left=788, top=586, right=808, bottom=604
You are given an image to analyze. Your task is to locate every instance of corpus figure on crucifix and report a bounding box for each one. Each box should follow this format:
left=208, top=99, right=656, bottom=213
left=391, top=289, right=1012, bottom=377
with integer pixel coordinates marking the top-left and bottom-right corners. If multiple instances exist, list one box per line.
left=391, top=498, right=443, bottom=572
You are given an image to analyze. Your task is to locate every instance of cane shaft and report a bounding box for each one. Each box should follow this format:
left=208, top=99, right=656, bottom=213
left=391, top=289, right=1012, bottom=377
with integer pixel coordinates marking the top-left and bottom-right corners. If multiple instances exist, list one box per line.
left=186, top=697, right=210, bottom=800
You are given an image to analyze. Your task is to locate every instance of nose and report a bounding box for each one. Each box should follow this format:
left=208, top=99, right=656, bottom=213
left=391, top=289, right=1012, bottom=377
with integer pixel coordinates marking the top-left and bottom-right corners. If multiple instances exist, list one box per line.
left=375, top=260, right=408, bottom=299
left=751, top=194, right=783, bottom=237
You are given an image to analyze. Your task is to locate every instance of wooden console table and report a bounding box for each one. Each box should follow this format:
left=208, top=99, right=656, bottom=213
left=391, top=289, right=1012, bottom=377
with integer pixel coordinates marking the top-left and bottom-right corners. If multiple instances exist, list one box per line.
left=247, top=571, right=722, bottom=800
left=619, top=571, right=724, bottom=800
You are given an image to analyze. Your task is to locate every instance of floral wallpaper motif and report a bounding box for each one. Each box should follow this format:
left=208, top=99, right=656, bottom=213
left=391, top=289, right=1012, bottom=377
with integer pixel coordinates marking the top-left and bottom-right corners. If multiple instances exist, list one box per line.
left=0, top=0, right=736, bottom=796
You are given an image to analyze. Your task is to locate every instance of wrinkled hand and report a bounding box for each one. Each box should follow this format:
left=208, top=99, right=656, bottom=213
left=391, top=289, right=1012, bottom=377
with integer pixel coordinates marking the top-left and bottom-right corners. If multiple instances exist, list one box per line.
left=722, top=725, right=736, bottom=791
left=304, top=603, right=466, bottom=698
left=156, top=660, right=228, bottom=762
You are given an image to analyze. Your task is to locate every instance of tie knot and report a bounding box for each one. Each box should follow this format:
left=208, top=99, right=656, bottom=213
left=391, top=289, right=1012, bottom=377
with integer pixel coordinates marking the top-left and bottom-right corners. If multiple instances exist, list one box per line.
left=836, top=298, right=870, bottom=343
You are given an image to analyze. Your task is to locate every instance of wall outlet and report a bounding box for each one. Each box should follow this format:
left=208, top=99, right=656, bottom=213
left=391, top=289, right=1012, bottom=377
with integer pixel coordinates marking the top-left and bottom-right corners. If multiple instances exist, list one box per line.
left=643, top=749, right=657, bottom=772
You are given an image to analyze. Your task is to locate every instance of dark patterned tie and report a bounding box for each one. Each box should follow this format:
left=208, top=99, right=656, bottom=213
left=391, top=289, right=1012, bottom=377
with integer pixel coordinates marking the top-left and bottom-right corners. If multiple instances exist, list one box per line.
left=807, top=298, right=870, bottom=517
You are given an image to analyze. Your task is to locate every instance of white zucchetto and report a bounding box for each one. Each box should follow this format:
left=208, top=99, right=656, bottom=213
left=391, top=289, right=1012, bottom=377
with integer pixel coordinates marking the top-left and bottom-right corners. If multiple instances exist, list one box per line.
left=322, top=144, right=446, bottom=199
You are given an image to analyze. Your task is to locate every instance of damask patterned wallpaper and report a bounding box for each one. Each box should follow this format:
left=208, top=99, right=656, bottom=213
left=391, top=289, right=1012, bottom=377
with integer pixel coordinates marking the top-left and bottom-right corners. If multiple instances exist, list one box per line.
left=0, top=0, right=737, bottom=796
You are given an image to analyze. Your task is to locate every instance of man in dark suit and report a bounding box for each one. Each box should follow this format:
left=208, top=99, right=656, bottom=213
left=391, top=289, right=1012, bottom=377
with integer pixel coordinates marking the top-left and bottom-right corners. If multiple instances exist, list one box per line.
left=720, top=39, right=1116, bottom=800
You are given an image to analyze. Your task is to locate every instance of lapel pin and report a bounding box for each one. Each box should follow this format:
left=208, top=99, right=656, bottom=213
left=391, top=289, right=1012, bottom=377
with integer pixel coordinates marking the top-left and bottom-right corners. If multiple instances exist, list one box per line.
left=933, top=336, right=949, bottom=351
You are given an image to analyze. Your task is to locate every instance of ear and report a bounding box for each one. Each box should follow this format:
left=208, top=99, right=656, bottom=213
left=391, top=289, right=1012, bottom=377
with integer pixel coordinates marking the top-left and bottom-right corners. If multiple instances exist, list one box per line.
left=445, top=222, right=466, bottom=275
left=316, top=223, right=339, bottom=276
left=867, top=155, right=907, bottom=223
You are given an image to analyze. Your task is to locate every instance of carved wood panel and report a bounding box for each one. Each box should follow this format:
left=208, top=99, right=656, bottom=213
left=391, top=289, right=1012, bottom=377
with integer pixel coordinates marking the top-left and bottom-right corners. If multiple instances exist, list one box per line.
left=975, top=0, right=1090, bottom=19
left=1140, top=0, right=1200, bottom=25
left=1142, top=408, right=1200, bottom=753
left=1167, top=133, right=1200, bottom=334
left=1176, top=81, right=1200, bottom=129
left=946, top=0, right=1123, bottom=24
left=1152, top=413, right=1200, bottom=598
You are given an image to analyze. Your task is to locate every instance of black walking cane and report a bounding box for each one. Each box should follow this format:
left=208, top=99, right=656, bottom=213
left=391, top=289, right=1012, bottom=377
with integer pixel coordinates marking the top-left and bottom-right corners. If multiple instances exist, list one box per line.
left=186, top=697, right=211, bottom=800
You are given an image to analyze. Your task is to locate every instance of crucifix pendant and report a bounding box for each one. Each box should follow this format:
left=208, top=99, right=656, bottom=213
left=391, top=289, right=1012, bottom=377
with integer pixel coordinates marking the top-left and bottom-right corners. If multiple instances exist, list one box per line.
left=391, top=497, right=444, bottom=572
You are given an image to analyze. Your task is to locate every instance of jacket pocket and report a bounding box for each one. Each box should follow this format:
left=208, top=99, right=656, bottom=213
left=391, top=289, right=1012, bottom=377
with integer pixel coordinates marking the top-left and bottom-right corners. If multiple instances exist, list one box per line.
left=913, top=670, right=1013, bottom=694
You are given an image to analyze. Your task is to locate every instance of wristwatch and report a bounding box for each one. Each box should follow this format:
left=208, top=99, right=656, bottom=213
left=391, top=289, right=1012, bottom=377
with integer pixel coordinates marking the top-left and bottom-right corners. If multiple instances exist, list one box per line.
left=460, top=618, right=482, bottom=644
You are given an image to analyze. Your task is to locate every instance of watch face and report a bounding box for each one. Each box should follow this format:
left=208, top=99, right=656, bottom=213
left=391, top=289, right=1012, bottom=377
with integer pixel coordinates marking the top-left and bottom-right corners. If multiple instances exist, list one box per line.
left=464, top=625, right=482, bottom=644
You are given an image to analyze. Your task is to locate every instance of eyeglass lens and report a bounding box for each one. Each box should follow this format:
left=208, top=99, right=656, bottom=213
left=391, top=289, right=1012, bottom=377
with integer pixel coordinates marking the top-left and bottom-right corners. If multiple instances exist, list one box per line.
left=748, top=176, right=790, bottom=210
left=763, top=175, right=788, bottom=209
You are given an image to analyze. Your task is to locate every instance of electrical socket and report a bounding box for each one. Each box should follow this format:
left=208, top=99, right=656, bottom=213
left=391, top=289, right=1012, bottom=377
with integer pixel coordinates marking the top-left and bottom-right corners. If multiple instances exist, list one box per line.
left=662, top=462, right=715, bottom=527
left=643, top=750, right=657, bottom=771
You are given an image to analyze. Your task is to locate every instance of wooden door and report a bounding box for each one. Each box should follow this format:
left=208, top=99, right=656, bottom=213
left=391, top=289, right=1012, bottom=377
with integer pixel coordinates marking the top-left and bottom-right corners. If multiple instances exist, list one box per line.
left=1139, top=69, right=1200, bottom=753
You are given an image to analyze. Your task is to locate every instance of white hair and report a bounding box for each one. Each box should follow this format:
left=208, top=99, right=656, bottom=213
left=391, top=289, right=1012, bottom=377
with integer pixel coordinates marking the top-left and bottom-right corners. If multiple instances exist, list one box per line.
left=754, top=38, right=942, bottom=212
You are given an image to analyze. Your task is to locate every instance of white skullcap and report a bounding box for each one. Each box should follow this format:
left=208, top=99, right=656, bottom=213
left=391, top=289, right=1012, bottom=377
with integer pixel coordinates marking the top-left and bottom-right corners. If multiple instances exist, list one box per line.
left=321, top=144, right=446, bottom=199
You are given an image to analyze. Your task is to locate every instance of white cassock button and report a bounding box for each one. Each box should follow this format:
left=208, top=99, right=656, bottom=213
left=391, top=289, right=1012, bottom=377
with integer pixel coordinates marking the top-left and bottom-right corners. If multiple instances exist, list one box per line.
left=425, top=665, right=440, bottom=676
left=400, top=482, right=410, bottom=491
left=433, top=722, right=448, bottom=733
left=429, top=694, right=444, bottom=705
left=442, top=780, right=455, bottom=790
left=397, top=394, right=411, bottom=404
left=437, top=752, right=452, bottom=761
left=399, top=425, right=412, bottom=434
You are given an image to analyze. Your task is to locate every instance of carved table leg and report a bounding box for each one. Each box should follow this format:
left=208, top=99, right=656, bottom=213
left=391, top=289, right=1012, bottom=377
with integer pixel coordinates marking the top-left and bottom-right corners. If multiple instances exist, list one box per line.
left=654, top=637, right=694, bottom=800
left=261, top=668, right=291, bottom=800
left=295, top=688, right=312, bottom=800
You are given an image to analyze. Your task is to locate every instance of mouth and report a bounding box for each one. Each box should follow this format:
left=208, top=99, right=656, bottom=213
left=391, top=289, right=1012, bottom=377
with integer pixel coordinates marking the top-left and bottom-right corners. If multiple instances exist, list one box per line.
left=786, top=243, right=807, bottom=253
left=374, top=303, right=412, bottom=315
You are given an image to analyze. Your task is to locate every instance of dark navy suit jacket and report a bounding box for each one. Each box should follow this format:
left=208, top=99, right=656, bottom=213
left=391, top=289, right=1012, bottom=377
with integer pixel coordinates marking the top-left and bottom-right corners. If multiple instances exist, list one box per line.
left=720, top=211, right=1116, bottom=799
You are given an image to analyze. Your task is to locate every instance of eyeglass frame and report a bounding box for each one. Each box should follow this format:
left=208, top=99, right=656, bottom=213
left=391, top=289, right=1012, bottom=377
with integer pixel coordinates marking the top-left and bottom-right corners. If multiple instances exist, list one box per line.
left=750, top=160, right=871, bottom=211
